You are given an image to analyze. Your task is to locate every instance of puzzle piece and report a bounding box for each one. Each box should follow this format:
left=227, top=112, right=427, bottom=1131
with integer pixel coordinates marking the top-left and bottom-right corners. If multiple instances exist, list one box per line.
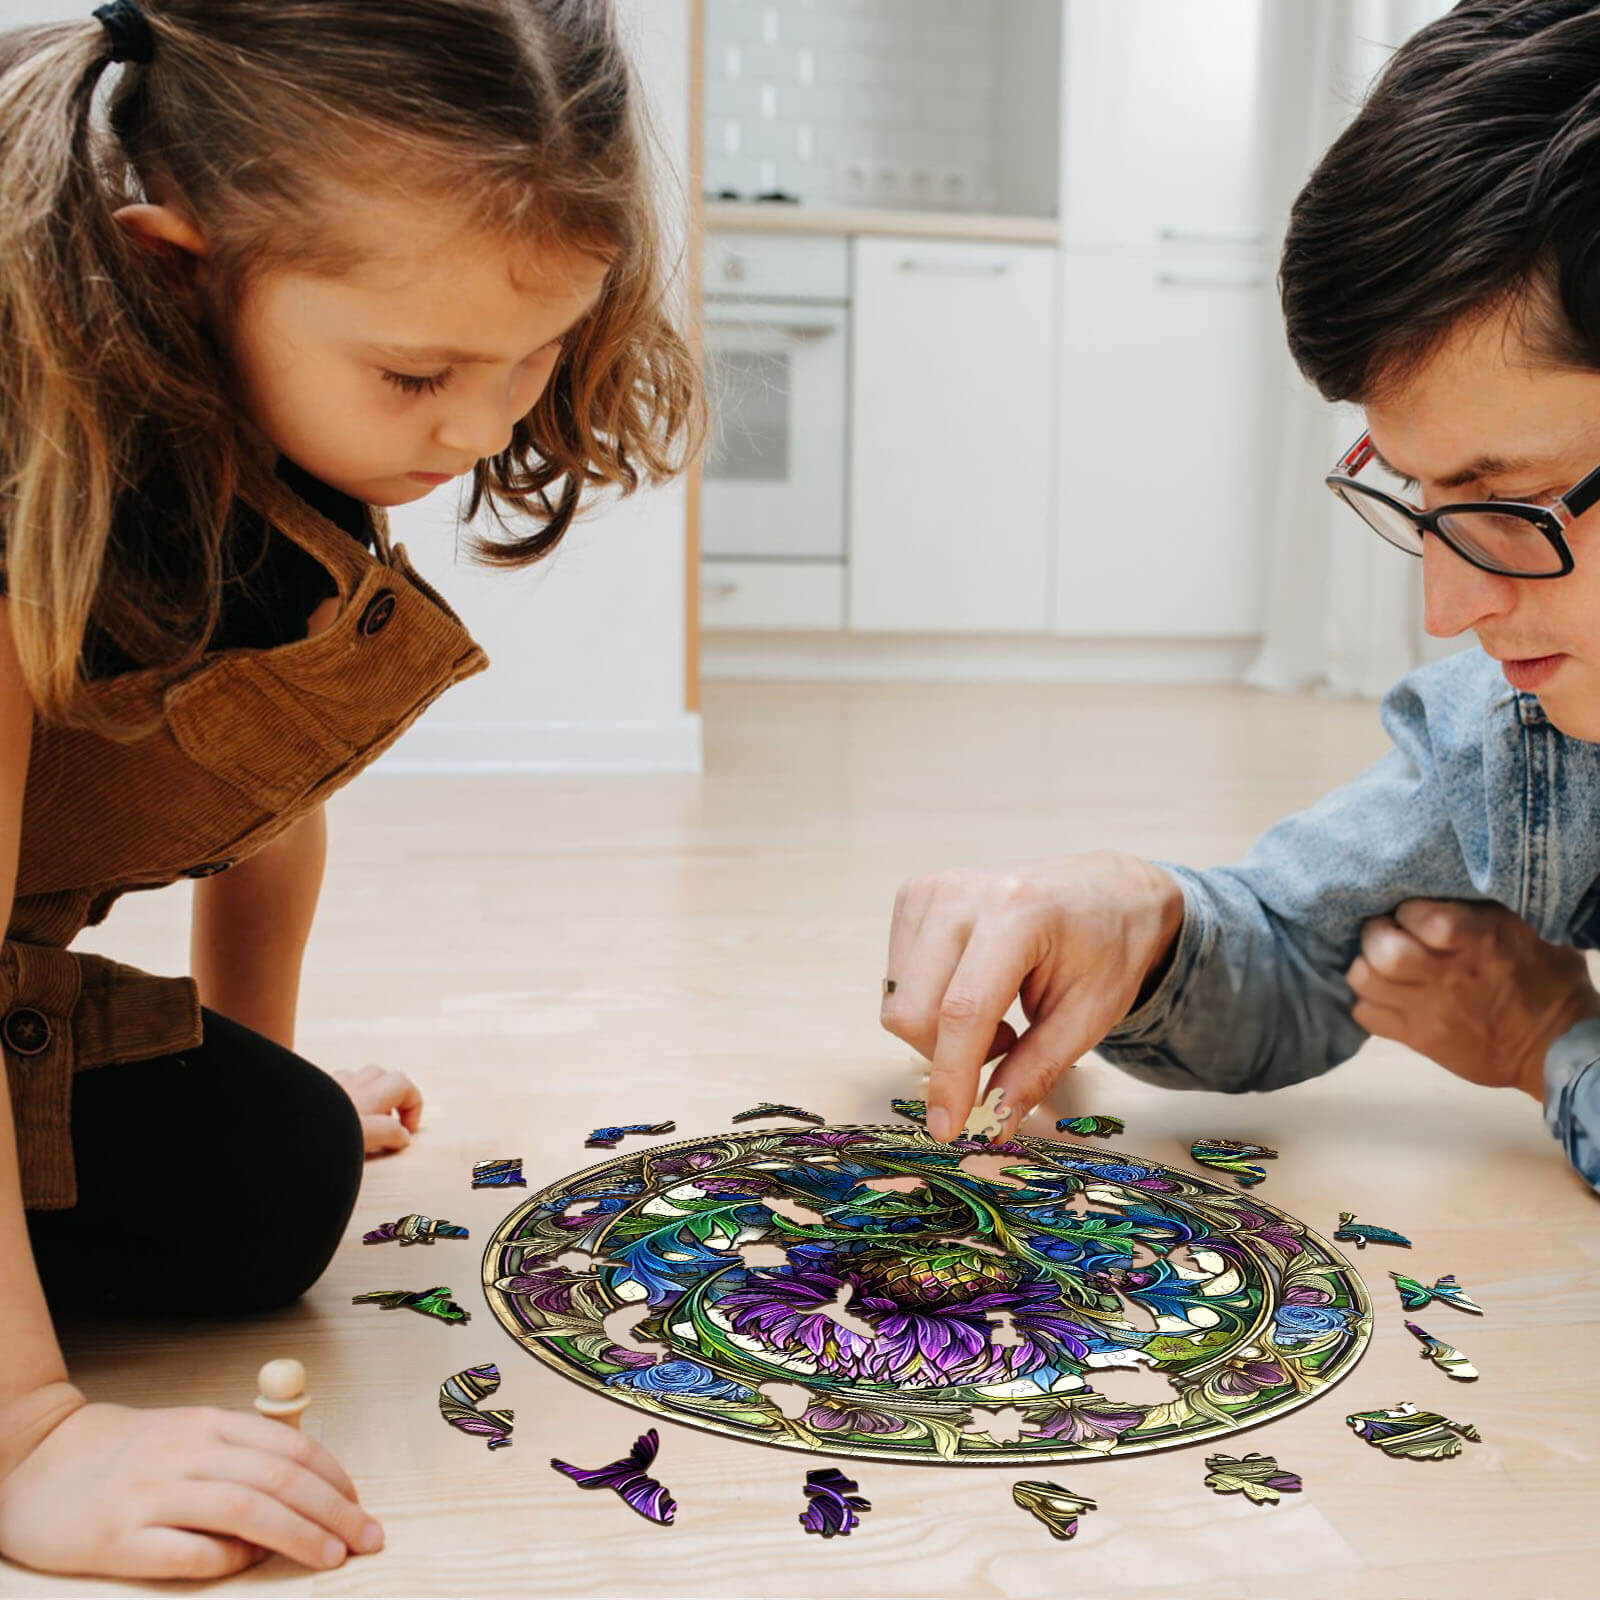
left=730, top=1102, right=826, bottom=1126
left=1333, top=1211, right=1412, bottom=1250
left=1190, top=1138, right=1278, bottom=1187
left=439, top=1363, right=514, bottom=1450
left=1011, top=1481, right=1097, bottom=1540
left=1346, top=1402, right=1481, bottom=1460
left=962, top=1086, right=1012, bottom=1141
left=889, top=1098, right=927, bottom=1124
left=363, top=1213, right=470, bottom=1245
left=585, top=1122, right=676, bottom=1150
left=1390, top=1271, right=1483, bottom=1315
left=551, top=1429, right=676, bottom=1524
left=1405, top=1321, right=1478, bottom=1381
left=472, top=1159, right=526, bottom=1188
left=798, top=1468, right=871, bottom=1537
left=1054, top=1115, right=1125, bottom=1138
left=352, top=1286, right=470, bottom=1323
left=1203, top=1451, right=1303, bottom=1504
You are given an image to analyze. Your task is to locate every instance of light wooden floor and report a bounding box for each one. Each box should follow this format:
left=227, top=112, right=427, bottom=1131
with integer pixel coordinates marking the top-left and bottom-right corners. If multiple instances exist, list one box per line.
left=6, top=680, right=1598, bottom=1599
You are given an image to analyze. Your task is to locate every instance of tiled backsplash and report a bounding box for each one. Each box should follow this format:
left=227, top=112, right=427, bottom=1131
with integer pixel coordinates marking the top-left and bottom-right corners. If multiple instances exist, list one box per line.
left=703, top=0, right=1060, bottom=216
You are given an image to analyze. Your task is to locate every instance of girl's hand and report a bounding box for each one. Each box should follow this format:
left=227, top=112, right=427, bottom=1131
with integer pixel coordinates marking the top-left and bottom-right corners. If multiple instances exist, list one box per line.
left=328, top=1064, right=423, bottom=1155
left=0, top=1397, right=383, bottom=1580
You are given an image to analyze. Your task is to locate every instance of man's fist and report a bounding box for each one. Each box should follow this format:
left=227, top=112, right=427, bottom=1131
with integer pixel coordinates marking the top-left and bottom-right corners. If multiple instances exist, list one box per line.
left=1347, top=899, right=1600, bottom=1097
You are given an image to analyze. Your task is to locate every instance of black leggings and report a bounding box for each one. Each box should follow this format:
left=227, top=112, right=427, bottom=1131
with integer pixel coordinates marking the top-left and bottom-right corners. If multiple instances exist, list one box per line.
left=25, top=1008, right=364, bottom=1318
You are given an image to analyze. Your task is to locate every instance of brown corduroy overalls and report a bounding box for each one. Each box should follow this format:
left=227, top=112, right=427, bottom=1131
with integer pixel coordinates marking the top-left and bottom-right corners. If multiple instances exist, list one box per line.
left=3, top=473, right=489, bottom=1211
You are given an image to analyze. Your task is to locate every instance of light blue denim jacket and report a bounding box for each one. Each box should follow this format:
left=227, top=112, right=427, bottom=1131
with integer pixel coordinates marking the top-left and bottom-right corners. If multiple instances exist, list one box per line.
left=1098, top=647, right=1600, bottom=1196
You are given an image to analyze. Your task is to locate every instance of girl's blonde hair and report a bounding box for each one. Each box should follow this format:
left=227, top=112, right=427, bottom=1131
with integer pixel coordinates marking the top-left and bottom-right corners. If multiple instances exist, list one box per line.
left=0, top=0, right=702, bottom=727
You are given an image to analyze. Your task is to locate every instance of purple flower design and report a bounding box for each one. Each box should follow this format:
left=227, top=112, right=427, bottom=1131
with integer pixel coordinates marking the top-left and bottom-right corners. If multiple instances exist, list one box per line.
left=495, top=1266, right=584, bottom=1315
left=803, top=1399, right=908, bottom=1435
left=1211, top=1357, right=1287, bottom=1396
left=651, top=1151, right=721, bottom=1176
left=716, top=1259, right=1099, bottom=1387
left=785, top=1130, right=881, bottom=1151
left=1028, top=1400, right=1146, bottom=1445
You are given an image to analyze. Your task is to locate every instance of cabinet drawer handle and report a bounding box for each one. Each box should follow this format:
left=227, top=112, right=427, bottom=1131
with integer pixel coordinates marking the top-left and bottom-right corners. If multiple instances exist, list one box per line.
left=896, top=259, right=1010, bottom=277
left=1156, top=270, right=1265, bottom=289
left=703, top=581, right=741, bottom=600
left=1158, top=226, right=1266, bottom=246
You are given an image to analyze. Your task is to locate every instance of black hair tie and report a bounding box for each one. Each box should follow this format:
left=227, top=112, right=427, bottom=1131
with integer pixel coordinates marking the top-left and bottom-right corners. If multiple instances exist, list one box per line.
left=93, top=0, right=155, bottom=65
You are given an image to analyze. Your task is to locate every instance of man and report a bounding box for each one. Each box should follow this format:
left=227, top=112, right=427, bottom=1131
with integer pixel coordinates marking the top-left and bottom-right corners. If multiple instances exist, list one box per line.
left=881, top=0, right=1600, bottom=1195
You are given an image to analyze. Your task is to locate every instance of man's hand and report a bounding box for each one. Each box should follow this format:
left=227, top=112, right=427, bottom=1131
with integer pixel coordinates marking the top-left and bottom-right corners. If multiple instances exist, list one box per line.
left=881, top=852, right=1184, bottom=1140
left=328, top=1065, right=423, bottom=1156
left=1347, top=899, right=1600, bottom=1098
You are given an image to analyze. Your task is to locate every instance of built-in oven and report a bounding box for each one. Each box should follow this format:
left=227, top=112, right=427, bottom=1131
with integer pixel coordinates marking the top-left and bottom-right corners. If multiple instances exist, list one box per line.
left=701, top=233, right=849, bottom=628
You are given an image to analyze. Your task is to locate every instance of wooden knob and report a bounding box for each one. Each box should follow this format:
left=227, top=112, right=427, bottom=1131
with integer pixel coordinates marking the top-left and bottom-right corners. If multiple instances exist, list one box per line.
left=255, top=1359, right=309, bottom=1428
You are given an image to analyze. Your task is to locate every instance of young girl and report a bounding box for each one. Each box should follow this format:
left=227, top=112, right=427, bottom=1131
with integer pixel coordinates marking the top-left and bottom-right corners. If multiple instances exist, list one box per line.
left=0, top=0, right=698, bottom=1580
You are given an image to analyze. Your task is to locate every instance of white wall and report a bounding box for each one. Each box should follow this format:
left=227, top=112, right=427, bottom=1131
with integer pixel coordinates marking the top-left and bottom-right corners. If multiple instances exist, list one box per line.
left=703, top=0, right=1059, bottom=215
left=2, top=0, right=699, bottom=774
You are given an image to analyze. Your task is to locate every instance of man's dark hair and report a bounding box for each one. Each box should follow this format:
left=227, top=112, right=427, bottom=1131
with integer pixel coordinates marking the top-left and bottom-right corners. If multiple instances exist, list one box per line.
left=1282, top=0, right=1600, bottom=401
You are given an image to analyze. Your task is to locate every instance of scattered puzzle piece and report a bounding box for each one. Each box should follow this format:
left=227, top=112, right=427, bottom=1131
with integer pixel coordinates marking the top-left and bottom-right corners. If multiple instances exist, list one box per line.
left=1203, top=1451, right=1303, bottom=1504
left=363, top=1213, right=470, bottom=1246
left=1333, top=1211, right=1412, bottom=1250
left=962, top=1086, right=1012, bottom=1141
left=1390, top=1271, right=1483, bottom=1315
left=799, top=1468, right=871, bottom=1538
left=1405, top=1321, right=1478, bottom=1381
left=890, top=1098, right=927, bottom=1124
left=1190, top=1138, right=1278, bottom=1186
left=1054, top=1115, right=1125, bottom=1138
left=352, top=1286, right=470, bottom=1323
left=551, top=1429, right=676, bottom=1524
left=472, top=1159, right=526, bottom=1188
left=439, top=1363, right=514, bottom=1449
left=1011, top=1480, right=1097, bottom=1540
left=730, top=1102, right=826, bottom=1126
left=585, top=1122, right=676, bottom=1149
left=1347, top=1402, right=1481, bottom=1460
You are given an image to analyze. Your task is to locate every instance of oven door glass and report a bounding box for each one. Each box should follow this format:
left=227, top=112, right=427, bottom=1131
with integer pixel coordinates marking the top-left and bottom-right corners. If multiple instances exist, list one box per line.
left=702, top=304, right=847, bottom=560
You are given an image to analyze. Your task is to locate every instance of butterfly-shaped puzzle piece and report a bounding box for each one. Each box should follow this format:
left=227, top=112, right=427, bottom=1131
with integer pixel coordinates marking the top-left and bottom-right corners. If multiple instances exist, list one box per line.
left=551, top=1429, right=676, bottom=1524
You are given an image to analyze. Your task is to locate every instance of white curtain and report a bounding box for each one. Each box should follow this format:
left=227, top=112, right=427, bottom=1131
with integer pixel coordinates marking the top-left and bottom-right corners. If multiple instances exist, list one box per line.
left=1248, top=0, right=1459, bottom=698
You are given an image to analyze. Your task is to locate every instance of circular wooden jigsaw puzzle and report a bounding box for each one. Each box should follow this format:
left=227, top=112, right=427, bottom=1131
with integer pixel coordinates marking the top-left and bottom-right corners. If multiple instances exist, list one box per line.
left=482, top=1122, right=1371, bottom=1464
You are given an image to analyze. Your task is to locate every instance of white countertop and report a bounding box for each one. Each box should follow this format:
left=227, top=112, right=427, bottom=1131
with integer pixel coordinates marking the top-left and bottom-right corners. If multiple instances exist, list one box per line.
left=703, top=200, right=1060, bottom=245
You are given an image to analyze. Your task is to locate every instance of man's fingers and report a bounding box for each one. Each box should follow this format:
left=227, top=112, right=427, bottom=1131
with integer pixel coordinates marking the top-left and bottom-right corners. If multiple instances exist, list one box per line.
left=1351, top=994, right=1411, bottom=1042
left=1358, top=915, right=1435, bottom=983
left=926, top=927, right=1034, bottom=1141
left=981, top=1003, right=1092, bottom=1122
left=882, top=912, right=975, bottom=1060
left=1392, top=897, right=1500, bottom=952
left=1346, top=955, right=1423, bottom=1014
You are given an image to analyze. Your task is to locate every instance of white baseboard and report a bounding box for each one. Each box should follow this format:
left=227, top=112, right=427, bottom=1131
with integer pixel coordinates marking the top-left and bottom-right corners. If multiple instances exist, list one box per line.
left=374, top=714, right=704, bottom=774
left=702, top=632, right=1262, bottom=683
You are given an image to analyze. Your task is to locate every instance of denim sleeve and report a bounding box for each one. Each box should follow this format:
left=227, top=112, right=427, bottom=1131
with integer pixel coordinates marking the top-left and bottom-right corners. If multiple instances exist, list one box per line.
left=1544, top=1017, right=1600, bottom=1196
left=1096, top=652, right=1523, bottom=1095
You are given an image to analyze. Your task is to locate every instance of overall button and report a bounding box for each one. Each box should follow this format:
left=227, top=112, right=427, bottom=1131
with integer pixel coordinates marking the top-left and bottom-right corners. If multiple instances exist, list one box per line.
left=360, top=590, right=397, bottom=637
left=3, top=1008, right=51, bottom=1057
left=185, top=860, right=233, bottom=879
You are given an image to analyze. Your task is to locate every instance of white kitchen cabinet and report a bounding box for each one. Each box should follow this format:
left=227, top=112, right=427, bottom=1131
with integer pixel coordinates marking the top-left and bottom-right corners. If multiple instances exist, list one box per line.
left=1055, top=251, right=1265, bottom=637
left=848, top=237, right=1057, bottom=633
left=1062, top=0, right=1266, bottom=255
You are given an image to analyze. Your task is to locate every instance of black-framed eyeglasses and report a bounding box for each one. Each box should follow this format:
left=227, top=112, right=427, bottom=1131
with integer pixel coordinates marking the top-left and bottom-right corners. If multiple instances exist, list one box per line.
left=1324, top=431, right=1600, bottom=578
